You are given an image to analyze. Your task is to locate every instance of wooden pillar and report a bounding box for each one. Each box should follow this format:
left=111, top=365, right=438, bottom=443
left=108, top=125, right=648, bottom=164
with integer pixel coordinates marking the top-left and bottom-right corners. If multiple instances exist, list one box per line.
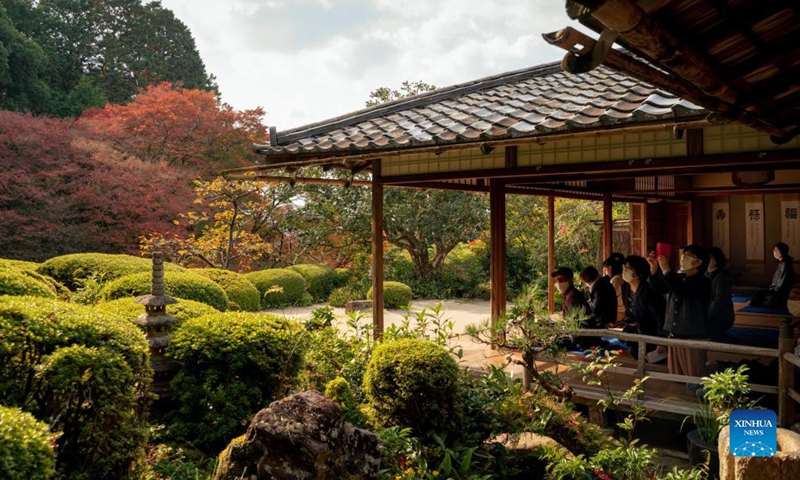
left=490, top=180, right=507, bottom=335
left=371, top=160, right=384, bottom=340
left=548, top=196, right=556, bottom=313
left=778, top=316, right=795, bottom=427
left=603, top=192, right=613, bottom=260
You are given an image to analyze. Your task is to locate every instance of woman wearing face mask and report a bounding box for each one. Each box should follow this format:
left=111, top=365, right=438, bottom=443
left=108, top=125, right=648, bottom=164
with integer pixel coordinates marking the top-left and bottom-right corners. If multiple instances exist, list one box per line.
left=602, top=255, right=626, bottom=326
left=621, top=255, right=666, bottom=360
left=706, top=247, right=734, bottom=341
left=648, top=244, right=712, bottom=380
left=551, top=267, right=590, bottom=317
left=579, top=266, right=617, bottom=328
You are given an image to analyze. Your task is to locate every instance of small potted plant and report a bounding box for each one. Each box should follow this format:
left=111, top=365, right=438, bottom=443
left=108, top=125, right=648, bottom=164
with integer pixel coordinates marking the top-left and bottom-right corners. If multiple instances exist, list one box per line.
left=684, top=365, right=758, bottom=479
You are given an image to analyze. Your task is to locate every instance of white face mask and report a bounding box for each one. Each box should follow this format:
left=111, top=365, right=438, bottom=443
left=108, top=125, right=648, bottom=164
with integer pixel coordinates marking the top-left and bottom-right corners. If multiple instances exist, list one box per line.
left=556, top=281, right=569, bottom=294
left=774, top=250, right=782, bottom=260
left=622, top=268, right=636, bottom=283
left=680, top=254, right=699, bottom=272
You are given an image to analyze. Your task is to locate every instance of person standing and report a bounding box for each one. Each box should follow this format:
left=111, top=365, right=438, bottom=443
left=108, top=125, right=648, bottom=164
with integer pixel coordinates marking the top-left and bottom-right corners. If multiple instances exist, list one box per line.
left=706, top=247, right=735, bottom=341
left=622, top=255, right=666, bottom=360
left=648, top=245, right=711, bottom=380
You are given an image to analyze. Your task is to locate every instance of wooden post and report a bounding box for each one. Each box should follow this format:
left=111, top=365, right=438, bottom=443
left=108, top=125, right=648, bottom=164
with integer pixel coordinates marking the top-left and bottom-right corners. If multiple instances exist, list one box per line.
left=603, top=191, right=613, bottom=260
left=548, top=196, right=556, bottom=313
left=778, top=317, right=795, bottom=426
left=371, top=160, right=384, bottom=340
left=490, top=180, right=507, bottom=342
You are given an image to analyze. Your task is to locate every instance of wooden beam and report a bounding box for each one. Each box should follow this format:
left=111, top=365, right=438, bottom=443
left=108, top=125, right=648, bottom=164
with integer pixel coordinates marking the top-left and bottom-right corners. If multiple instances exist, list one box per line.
left=603, top=192, right=613, bottom=259
left=548, top=196, right=556, bottom=313
left=371, top=160, right=384, bottom=340
left=686, top=128, right=704, bottom=157
left=490, top=180, right=508, bottom=342
left=225, top=174, right=372, bottom=186
left=505, top=145, right=518, bottom=169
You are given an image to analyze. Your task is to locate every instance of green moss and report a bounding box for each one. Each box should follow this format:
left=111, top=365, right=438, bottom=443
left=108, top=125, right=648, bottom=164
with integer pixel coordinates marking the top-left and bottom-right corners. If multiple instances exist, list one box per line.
left=328, top=286, right=362, bottom=308
left=286, top=264, right=338, bottom=302
left=100, top=271, right=229, bottom=311
left=363, top=339, right=460, bottom=437
left=367, top=281, right=412, bottom=309
left=245, top=269, right=307, bottom=308
left=0, top=267, right=56, bottom=298
left=37, top=253, right=186, bottom=290
left=167, top=312, right=304, bottom=449
left=94, top=297, right=219, bottom=328
left=0, top=406, right=55, bottom=480
left=192, top=268, right=261, bottom=311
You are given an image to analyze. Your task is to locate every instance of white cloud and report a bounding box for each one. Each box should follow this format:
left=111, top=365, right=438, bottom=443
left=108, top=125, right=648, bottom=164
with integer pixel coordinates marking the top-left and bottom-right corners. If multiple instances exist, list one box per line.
left=159, top=0, right=588, bottom=130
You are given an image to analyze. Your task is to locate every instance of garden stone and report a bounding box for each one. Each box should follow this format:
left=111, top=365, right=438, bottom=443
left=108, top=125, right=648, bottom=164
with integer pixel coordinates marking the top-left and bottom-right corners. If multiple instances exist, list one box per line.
left=718, top=426, right=800, bottom=480
left=214, top=390, right=381, bottom=480
left=345, top=300, right=372, bottom=313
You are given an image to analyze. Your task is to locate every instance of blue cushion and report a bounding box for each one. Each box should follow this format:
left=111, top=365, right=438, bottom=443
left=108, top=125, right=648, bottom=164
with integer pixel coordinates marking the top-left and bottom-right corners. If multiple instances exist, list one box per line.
left=738, top=305, right=790, bottom=315
left=721, top=326, right=779, bottom=349
left=732, top=295, right=752, bottom=303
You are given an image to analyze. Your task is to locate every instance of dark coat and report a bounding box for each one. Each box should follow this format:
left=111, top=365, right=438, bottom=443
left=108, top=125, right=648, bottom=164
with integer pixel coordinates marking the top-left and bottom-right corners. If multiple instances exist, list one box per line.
left=623, top=281, right=666, bottom=358
left=587, top=276, right=617, bottom=328
left=562, top=284, right=590, bottom=317
left=650, top=270, right=711, bottom=339
left=769, top=256, right=795, bottom=305
left=706, top=269, right=734, bottom=339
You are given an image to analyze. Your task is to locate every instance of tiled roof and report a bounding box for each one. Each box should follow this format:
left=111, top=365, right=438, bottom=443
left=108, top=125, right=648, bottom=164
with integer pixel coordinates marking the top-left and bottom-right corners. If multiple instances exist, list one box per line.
left=258, top=62, right=705, bottom=157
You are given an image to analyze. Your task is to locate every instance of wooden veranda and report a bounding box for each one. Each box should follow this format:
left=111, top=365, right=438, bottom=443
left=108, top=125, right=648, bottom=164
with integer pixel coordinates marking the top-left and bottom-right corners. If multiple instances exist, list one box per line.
left=227, top=0, right=800, bottom=424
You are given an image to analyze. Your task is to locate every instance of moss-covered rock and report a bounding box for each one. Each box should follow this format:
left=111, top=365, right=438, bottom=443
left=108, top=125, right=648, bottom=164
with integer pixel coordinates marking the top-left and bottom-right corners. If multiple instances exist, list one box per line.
left=37, top=253, right=185, bottom=290
left=363, top=339, right=460, bottom=437
left=100, top=271, right=229, bottom=311
left=287, top=264, right=338, bottom=302
left=367, top=281, right=412, bottom=309
left=192, top=268, right=261, bottom=311
left=0, top=406, right=55, bottom=480
left=245, top=268, right=307, bottom=308
left=0, top=267, right=57, bottom=298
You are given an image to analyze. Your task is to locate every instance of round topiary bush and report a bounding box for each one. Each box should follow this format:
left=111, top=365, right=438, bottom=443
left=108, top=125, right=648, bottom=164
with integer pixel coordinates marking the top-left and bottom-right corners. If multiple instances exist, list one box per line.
left=0, top=405, right=55, bottom=480
left=192, top=268, right=261, bottom=311
left=94, top=296, right=219, bottom=328
left=245, top=268, right=306, bottom=308
left=363, top=339, right=460, bottom=437
left=286, top=264, right=338, bottom=302
left=37, top=253, right=186, bottom=291
left=167, top=312, right=304, bottom=449
left=328, top=286, right=362, bottom=308
left=0, top=296, right=150, bottom=479
left=0, top=267, right=57, bottom=299
left=367, top=281, right=412, bottom=309
left=99, top=271, right=229, bottom=311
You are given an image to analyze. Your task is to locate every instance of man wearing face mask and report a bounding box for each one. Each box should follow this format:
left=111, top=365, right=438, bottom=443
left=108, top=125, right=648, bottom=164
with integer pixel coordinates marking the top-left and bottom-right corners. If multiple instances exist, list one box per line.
left=551, top=267, right=590, bottom=318
left=648, top=244, right=712, bottom=380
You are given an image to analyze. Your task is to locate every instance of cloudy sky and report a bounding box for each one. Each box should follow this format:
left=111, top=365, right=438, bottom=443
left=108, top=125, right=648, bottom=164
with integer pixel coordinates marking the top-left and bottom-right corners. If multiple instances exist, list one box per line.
left=159, top=0, right=585, bottom=130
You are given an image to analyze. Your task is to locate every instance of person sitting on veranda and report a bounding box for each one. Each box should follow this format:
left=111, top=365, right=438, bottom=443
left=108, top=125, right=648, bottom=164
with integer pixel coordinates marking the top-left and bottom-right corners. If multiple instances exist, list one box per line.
left=552, top=266, right=598, bottom=350
left=603, top=254, right=626, bottom=327
left=706, top=246, right=735, bottom=341
left=579, top=266, right=617, bottom=329
left=751, top=242, right=795, bottom=310
left=621, top=255, right=666, bottom=360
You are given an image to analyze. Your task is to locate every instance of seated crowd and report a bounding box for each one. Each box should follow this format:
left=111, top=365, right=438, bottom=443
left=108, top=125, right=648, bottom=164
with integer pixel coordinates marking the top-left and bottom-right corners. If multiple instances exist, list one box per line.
left=551, top=242, right=795, bottom=380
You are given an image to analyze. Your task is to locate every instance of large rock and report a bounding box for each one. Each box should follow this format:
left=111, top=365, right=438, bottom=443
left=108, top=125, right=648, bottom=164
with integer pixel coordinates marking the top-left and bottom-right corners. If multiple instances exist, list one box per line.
left=214, top=390, right=381, bottom=480
left=719, top=426, right=800, bottom=480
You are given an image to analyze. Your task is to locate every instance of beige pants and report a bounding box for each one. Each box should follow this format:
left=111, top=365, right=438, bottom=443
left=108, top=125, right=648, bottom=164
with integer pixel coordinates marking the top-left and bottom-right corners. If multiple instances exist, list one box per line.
left=668, top=345, right=707, bottom=377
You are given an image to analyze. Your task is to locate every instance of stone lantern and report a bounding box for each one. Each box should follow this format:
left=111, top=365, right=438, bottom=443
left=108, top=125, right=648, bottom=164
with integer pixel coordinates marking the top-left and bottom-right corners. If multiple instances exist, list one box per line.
left=135, top=252, right=180, bottom=399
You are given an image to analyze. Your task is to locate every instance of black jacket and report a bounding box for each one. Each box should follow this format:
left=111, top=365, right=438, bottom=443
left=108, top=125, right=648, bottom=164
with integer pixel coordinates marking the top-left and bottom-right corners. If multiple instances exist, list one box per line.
left=650, top=270, right=711, bottom=339
left=587, top=276, right=617, bottom=328
left=769, top=256, right=795, bottom=303
left=562, top=285, right=590, bottom=318
left=706, top=269, right=734, bottom=339
left=624, top=282, right=666, bottom=338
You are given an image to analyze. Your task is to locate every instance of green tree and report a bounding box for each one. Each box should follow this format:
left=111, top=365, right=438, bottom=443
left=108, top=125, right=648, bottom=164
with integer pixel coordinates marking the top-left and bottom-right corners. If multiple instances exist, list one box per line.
left=0, top=3, right=51, bottom=112
left=366, top=80, right=436, bottom=107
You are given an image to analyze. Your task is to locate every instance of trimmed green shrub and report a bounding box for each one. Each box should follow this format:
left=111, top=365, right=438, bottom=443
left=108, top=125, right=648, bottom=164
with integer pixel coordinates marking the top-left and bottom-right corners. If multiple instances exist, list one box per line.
left=37, top=345, right=147, bottom=479
left=363, top=339, right=460, bottom=437
left=0, top=267, right=57, bottom=298
left=0, top=296, right=150, bottom=479
left=0, top=406, right=55, bottom=480
left=37, top=253, right=185, bottom=291
left=167, top=312, right=305, bottom=449
left=94, top=297, right=219, bottom=328
left=328, top=286, right=361, bottom=307
left=192, top=268, right=261, bottom=311
left=441, top=242, right=488, bottom=298
left=245, top=268, right=306, bottom=308
left=287, top=264, right=338, bottom=302
left=325, top=377, right=367, bottom=427
left=367, top=281, right=412, bottom=309
left=0, top=258, right=40, bottom=270
left=335, top=267, right=354, bottom=286
left=100, top=271, right=229, bottom=311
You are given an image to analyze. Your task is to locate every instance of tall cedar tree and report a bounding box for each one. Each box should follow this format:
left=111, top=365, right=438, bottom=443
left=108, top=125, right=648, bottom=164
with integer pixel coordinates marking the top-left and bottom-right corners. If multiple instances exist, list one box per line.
left=0, top=111, right=193, bottom=260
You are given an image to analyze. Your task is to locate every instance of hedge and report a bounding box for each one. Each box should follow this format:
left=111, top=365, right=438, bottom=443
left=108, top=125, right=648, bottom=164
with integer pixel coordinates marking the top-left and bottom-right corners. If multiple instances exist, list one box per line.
left=286, top=264, right=338, bottom=302
left=94, top=296, right=219, bottom=328
left=328, top=286, right=362, bottom=308
left=37, top=253, right=186, bottom=290
left=363, top=339, right=460, bottom=437
left=0, top=266, right=57, bottom=299
left=245, top=269, right=306, bottom=308
left=167, top=312, right=304, bottom=449
left=0, top=296, right=150, bottom=479
left=192, top=268, right=261, bottom=311
left=367, top=281, right=412, bottom=309
left=99, top=271, right=229, bottom=311
left=0, top=406, right=55, bottom=480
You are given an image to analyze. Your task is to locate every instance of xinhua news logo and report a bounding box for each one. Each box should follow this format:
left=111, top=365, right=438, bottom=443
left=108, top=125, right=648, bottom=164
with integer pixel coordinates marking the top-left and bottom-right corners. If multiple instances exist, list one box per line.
left=729, top=409, right=777, bottom=457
